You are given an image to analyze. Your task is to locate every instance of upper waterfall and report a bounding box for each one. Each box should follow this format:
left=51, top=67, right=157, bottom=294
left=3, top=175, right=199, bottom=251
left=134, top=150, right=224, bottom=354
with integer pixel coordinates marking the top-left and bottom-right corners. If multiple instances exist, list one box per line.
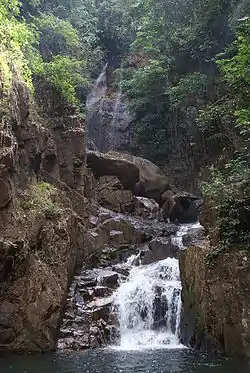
left=86, top=64, right=133, bottom=152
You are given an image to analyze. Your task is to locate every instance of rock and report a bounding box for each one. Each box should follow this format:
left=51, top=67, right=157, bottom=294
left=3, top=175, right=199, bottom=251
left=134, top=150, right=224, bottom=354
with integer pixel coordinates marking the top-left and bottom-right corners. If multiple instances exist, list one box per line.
left=97, top=208, right=114, bottom=224
left=87, top=151, right=170, bottom=202
left=99, top=188, right=133, bottom=213
left=93, top=286, right=111, bottom=298
left=88, top=296, right=113, bottom=309
left=88, top=227, right=109, bottom=251
left=0, top=179, right=11, bottom=210
left=182, top=226, right=206, bottom=247
left=180, top=246, right=250, bottom=357
left=199, top=196, right=220, bottom=246
left=162, top=191, right=201, bottom=223
left=87, top=151, right=139, bottom=189
left=98, top=271, right=119, bottom=288
left=101, top=217, right=135, bottom=244
left=133, top=196, right=160, bottom=219
left=140, top=238, right=179, bottom=265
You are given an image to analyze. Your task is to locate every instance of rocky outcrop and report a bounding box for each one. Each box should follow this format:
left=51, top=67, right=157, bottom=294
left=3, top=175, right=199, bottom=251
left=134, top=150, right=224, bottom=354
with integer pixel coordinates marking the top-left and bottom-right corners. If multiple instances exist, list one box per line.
left=0, top=77, right=96, bottom=353
left=180, top=244, right=250, bottom=357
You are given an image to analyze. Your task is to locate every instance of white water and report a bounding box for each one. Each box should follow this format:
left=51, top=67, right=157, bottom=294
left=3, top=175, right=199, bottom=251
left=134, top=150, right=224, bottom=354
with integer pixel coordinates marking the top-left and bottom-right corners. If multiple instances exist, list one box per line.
left=114, top=258, right=184, bottom=351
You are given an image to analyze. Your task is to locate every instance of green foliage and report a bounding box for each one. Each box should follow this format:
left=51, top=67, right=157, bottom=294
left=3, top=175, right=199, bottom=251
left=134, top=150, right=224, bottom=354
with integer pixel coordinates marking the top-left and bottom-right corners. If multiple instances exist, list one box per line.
left=168, top=73, right=208, bottom=109
left=35, top=14, right=79, bottom=60
left=217, top=18, right=250, bottom=129
left=37, top=56, right=90, bottom=104
left=203, top=158, right=250, bottom=248
left=0, top=0, right=38, bottom=91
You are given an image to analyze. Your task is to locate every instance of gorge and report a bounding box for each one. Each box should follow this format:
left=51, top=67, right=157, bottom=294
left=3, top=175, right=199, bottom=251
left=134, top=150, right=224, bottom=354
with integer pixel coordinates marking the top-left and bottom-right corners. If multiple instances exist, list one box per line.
left=0, top=0, right=250, bottom=372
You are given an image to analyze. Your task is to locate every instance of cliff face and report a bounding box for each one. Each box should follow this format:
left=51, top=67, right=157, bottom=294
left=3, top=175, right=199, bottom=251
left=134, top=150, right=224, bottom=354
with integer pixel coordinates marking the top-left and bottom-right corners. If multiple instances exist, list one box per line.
left=180, top=243, right=250, bottom=357
left=0, top=77, right=96, bottom=352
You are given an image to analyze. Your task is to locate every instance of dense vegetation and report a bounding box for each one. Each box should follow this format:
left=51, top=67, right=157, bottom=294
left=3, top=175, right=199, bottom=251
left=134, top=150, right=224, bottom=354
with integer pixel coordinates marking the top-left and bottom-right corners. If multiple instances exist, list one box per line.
left=0, top=0, right=249, bottom=248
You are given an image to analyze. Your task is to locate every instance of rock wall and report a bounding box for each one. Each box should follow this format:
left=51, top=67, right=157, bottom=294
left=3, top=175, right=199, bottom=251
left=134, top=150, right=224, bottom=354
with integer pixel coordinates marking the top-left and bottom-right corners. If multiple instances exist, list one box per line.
left=0, top=77, right=96, bottom=352
left=179, top=243, right=250, bottom=357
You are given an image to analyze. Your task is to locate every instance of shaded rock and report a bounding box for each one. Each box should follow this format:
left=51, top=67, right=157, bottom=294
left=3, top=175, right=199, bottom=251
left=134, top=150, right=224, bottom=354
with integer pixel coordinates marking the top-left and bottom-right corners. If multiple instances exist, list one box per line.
left=180, top=246, right=250, bottom=357
left=88, top=227, right=109, bottom=251
left=140, top=238, right=179, bottom=265
left=162, top=191, right=201, bottom=223
left=98, top=271, right=118, bottom=288
left=93, top=286, right=111, bottom=298
left=0, top=179, right=11, bottom=210
left=182, top=226, right=206, bottom=247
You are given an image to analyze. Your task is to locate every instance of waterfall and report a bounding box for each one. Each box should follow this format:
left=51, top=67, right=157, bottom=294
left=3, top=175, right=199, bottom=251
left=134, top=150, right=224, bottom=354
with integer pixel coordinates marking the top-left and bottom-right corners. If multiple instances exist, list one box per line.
left=113, top=257, right=184, bottom=350
left=86, top=63, right=108, bottom=109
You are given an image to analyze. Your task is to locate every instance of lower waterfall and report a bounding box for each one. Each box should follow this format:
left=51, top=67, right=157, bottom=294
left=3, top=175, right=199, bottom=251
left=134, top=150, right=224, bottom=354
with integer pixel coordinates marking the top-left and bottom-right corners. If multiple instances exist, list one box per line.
left=113, top=257, right=184, bottom=350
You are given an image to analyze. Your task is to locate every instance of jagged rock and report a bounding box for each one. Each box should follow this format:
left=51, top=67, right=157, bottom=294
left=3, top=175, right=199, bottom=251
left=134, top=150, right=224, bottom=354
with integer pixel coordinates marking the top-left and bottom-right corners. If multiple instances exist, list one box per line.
left=88, top=296, right=113, bottom=309
left=93, top=286, right=111, bottom=298
left=162, top=191, right=201, bottom=223
left=97, top=208, right=114, bottom=224
left=88, top=228, right=109, bottom=251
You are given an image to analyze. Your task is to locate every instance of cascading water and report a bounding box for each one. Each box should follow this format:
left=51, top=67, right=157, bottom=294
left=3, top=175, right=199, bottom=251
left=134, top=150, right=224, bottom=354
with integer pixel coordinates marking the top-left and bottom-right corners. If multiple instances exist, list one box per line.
left=114, top=257, right=184, bottom=350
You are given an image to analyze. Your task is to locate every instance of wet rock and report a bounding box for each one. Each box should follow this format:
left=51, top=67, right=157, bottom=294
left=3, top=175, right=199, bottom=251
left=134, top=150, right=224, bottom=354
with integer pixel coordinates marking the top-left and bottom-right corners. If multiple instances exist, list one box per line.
left=93, top=286, right=112, bottom=298
left=88, top=296, right=113, bottom=309
left=98, top=271, right=119, bottom=288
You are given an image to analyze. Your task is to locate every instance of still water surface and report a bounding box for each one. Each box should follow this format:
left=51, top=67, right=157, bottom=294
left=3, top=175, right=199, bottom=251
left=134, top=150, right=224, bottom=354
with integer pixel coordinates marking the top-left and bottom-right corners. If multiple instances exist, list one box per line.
left=1, top=349, right=249, bottom=373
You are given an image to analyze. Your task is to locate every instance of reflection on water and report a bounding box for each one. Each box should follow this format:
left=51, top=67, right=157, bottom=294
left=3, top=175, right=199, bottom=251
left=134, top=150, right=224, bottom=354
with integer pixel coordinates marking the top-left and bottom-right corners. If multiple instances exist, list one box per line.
left=1, top=349, right=249, bottom=373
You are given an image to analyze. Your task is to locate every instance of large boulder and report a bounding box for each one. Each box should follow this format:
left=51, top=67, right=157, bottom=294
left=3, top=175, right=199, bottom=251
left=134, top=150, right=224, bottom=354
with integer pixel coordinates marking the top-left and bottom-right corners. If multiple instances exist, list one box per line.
left=87, top=151, right=139, bottom=189
left=87, top=151, right=170, bottom=202
left=162, top=191, right=202, bottom=223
